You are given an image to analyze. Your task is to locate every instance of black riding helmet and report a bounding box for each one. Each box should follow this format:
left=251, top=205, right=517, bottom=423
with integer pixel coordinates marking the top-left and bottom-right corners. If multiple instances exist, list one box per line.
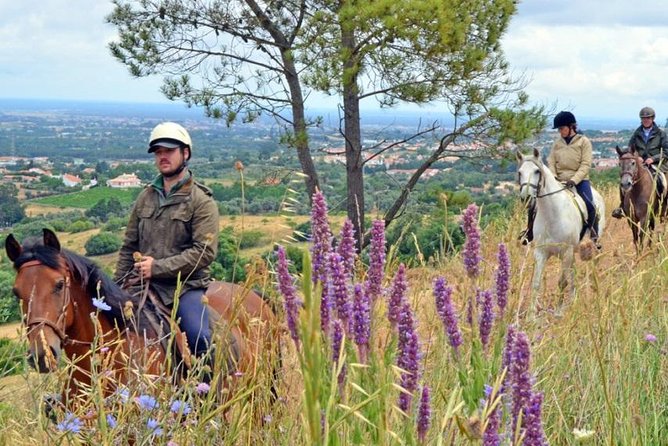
left=553, top=111, right=576, bottom=129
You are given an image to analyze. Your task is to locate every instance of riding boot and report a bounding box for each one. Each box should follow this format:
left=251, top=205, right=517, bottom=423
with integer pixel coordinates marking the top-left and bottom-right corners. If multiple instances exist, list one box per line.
left=611, top=187, right=624, bottom=219
left=519, top=201, right=536, bottom=245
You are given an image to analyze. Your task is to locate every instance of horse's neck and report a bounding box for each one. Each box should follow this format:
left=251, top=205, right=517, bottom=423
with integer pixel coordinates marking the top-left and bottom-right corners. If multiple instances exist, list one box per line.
left=68, top=287, right=113, bottom=343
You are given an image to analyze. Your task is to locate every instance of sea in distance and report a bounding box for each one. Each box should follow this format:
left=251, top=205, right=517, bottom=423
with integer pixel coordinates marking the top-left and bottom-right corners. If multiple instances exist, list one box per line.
left=0, top=97, right=640, bottom=132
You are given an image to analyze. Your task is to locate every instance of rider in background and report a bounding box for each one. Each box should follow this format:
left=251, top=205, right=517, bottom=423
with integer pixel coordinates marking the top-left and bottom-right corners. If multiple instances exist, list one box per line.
left=611, top=106, right=668, bottom=219
left=113, top=122, right=219, bottom=365
left=520, top=111, right=599, bottom=247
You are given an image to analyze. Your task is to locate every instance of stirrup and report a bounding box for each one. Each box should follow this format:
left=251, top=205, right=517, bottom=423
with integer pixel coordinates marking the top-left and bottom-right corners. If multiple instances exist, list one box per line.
left=611, top=207, right=624, bottom=219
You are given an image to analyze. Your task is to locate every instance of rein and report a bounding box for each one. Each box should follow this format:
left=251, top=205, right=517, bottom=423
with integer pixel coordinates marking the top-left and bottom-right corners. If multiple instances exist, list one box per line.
left=519, top=160, right=568, bottom=198
left=20, top=260, right=91, bottom=347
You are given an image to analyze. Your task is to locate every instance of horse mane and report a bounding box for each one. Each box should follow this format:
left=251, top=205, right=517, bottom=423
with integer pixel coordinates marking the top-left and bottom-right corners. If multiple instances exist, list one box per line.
left=11, top=237, right=150, bottom=332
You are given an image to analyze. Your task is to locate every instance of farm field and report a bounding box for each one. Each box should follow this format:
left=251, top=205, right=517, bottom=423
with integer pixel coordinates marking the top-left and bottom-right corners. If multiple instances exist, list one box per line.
left=0, top=188, right=666, bottom=444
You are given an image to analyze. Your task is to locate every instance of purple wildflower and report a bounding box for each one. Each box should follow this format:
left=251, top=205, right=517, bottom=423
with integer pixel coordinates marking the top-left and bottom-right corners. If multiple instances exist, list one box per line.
left=115, top=387, right=130, bottom=403
left=169, top=400, right=192, bottom=415
left=332, top=319, right=347, bottom=388
left=461, top=204, right=482, bottom=279
left=337, top=219, right=357, bottom=279
left=196, top=382, right=210, bottom=394
left=522, top=391, right=548, bottom=446
left=310, top=190, right=332, bottom=285
left=366, top=220, right=386, bottom=300
left=482, top=401, right=501, bottom=446
left=57, top=412, right=83, bottom=434
left=511, top=332, right=533, bottom=434
left=397, top=302, right=421, bottom=412
left=321, top=275, right=333, bottom=335
left=352, top=284, right=371, bottom=363
left=329, top=253, right=352, bottom=331
left=388, top=264, right=408, bottom=328
left=433, top=277, right=463, bottom=356
left=417, top=385, right=431, bottom=443
left=276, top=246, right=301, bottom=350
left=645, top=333, right=657, bottom=343
left=494, top=243, right=510, bottom=314
left=479, top=289, right=495, bottom=352
left=92, top=297, right=111, bottom=312
left=136, top=394, right=159, bottom=411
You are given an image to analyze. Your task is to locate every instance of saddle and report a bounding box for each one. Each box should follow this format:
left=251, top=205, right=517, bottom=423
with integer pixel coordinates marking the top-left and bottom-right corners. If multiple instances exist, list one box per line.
left=120, top=275, right=240, bottom=380
left=647, top=164, right=667, bottom=198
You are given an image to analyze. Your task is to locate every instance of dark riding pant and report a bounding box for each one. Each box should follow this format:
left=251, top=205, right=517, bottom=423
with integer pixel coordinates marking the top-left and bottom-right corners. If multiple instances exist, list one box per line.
left=576, top=180, right=597, bottom=236
left=176, top=288, right=212, bottom=356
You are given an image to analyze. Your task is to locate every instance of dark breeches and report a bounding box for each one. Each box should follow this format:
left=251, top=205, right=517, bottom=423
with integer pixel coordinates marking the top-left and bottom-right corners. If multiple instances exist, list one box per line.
left=576, top=180, right=596, bottom=232
left=176, top=288, right=212, bottom=356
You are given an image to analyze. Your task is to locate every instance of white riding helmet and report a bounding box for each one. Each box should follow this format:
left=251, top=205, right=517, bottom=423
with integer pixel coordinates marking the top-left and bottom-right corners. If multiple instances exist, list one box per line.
left=148, top=122, right=192, bottom=159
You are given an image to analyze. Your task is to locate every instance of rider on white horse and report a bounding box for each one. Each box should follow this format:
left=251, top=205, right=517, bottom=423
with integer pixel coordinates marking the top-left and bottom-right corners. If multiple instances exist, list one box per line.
left=611, top=106, right=668, bottom=219
left=520, top=111, right=601, bottom=248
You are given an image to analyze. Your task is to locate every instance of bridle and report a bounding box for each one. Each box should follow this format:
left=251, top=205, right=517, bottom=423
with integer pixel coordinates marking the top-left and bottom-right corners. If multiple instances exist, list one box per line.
left=20, top=259, right=89, bottom=347
left=518, top=159, right=568, bottom=198
left=619, top=153, right=641, bottom=187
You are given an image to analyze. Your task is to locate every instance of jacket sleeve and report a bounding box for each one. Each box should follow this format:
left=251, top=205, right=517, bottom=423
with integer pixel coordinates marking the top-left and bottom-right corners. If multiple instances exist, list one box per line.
left=113, top=200, right=141, bottom=282
left=150, top=196, right=219, bottom=280
left=547, top=141, right=557, bottom=176
left=570, top=137, right=593, bottom=185
left=654, top=129, right=668, bottom=164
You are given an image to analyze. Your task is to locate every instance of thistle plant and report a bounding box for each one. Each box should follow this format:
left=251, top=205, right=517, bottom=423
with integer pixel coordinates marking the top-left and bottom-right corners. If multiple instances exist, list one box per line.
left=461, top=203, right=482, bottom=279
left=494, top=243, right=510, bottom=315
left=310, top=190, right=332, bottom=285
left=434, top=276, right=463, bottom=357
left=387, top=263, right=407, bottom=329
left=352, top=283, right=371, bottom=363
left=275, top=246, right=301, bottom=350
left=337, top=218, right=357, bottom=280
left=366, top=219, right=386, bottom=300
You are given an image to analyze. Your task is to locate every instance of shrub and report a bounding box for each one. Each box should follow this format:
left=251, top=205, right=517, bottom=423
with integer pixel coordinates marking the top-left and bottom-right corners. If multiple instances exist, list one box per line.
left=84, top=232, right=122, bottom=256
left=70, top=219, right=95, bottom=233
left=0, top=270, right=20, bottom=323
left=238, top=230, right=265, bottom=249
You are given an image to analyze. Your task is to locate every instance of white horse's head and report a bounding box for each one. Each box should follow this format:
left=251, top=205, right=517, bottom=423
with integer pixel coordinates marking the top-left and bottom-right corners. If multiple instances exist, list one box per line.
left=516, top=148, right=544, bottom=201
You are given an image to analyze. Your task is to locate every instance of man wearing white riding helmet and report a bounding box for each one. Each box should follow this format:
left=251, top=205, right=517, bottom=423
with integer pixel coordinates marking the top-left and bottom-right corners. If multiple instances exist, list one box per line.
left=612, top=107, right=668, bottom=219
left=114, top=122, right=219, bottom=372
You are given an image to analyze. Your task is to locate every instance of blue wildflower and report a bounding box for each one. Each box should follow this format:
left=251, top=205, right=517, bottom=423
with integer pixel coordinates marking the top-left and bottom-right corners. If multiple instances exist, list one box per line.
left=136, top=394, right=159, bottom=411
left=56, top=412, right=83, bottom=434
left=106, top=414, right=117, bottom=428
left=92, top=297, right=111, bottom=311
left=146, top=418, right=163, bottom=436
left=169, top=400, right=192, bottom=415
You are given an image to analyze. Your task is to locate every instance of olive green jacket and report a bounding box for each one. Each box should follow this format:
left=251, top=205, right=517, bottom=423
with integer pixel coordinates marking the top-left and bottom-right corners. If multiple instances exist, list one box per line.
left=628, top=124, right=668, bottom=172
left=547, top=133, right=592, bottom=185
left=114, top=172, right=219, bottom=305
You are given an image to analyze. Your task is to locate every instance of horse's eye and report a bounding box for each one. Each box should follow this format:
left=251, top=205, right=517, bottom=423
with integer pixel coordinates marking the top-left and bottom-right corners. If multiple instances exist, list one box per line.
left=53, top=280, right=65, bottom=294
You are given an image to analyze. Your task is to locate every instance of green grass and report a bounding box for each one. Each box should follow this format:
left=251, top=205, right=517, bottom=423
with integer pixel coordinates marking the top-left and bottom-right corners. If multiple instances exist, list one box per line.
left=30, top=187, right=139, bottom=209
left=1, top=190, right=667, bottom=445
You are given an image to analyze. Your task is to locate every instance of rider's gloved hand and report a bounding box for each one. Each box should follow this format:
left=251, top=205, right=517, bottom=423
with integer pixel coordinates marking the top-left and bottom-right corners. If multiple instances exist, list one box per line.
left=565, top=180, right=576, bottom=188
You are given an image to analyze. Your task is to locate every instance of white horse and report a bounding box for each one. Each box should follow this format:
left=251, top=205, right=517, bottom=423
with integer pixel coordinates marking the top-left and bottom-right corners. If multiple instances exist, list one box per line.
left=516, top=149, right=606, bottom=306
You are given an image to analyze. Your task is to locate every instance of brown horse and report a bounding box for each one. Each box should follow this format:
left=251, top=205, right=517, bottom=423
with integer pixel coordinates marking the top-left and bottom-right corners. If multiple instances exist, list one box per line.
left=616, top=145, right=667, bottom=249
left=5, top=228, right=279, bottom=408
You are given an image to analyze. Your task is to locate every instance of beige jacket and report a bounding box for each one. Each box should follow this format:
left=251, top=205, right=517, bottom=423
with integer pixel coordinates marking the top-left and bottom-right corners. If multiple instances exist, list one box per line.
left=547, top=133, right=592, bottom=184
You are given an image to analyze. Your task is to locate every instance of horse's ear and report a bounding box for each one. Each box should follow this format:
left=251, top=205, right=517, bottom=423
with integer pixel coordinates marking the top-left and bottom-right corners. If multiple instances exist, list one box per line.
left=629, top=144, right=637, bottom=155
left=615, top=145, right=623, bottom=156
left=43, top=228, right=61, bottom=252
left=5, top=234, right=22, bottom=262
left=515, top=149, right=523, bottom=162
left=533, top=148, right=540, bottom=159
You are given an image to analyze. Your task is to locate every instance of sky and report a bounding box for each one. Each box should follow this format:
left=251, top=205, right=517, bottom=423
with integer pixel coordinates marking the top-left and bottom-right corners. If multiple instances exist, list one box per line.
left=2, top=1, right=668, bottom=125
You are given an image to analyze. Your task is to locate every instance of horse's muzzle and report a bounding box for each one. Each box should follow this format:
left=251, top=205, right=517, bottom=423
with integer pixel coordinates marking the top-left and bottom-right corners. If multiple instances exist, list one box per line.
left=27, top=346, right=60, bottom=373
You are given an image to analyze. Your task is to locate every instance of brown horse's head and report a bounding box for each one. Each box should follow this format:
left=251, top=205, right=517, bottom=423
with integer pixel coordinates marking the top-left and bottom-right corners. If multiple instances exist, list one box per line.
left=5, top=229, right=73, bottom=373
left=617, top=145, right=643, bottom=193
